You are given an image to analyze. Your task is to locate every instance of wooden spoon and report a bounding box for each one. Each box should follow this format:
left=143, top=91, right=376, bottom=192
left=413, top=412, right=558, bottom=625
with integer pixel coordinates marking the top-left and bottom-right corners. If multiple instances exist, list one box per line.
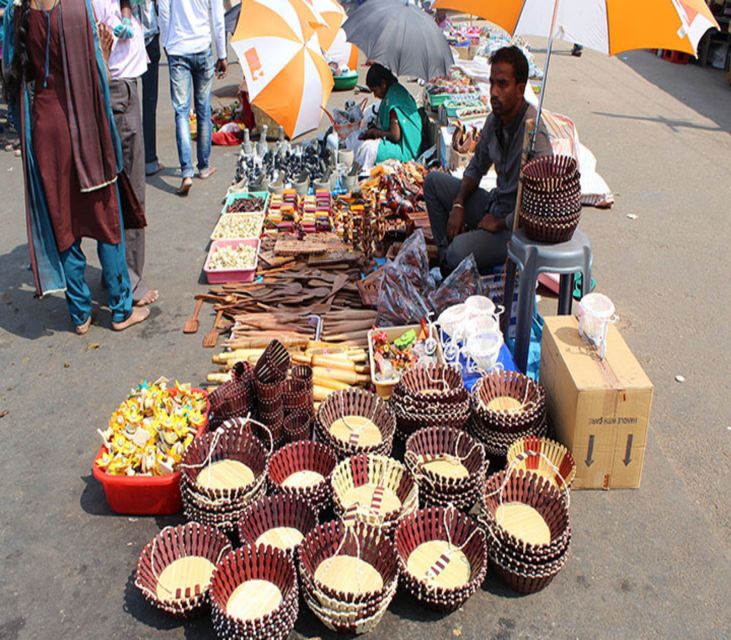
left=202, top=310, right=224, bottom=349
left=183, top=299, right=205, bottom=334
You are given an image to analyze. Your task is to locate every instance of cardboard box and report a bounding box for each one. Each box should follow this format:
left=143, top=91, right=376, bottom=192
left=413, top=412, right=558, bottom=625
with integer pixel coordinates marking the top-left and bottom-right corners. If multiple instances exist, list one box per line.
left=539, top=316, right=653, bottom=490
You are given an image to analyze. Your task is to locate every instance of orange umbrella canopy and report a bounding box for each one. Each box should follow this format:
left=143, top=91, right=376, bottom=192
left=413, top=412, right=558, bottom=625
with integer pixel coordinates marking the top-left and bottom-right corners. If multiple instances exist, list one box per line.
left=232, top=0, right=334, bottom=138
left=433, top=0, right=718, bottom=56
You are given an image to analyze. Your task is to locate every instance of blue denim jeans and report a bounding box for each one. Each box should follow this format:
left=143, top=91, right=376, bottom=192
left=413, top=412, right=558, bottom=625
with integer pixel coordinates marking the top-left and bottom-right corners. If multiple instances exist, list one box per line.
left=168, top=50, right=214, bottom=178
left=59, top=239, right=133, bottom=327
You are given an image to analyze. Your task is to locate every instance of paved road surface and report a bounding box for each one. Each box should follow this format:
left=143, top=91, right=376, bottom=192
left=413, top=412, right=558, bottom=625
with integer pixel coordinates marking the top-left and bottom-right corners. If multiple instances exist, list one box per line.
left=0, top=43, right=729, bottom=640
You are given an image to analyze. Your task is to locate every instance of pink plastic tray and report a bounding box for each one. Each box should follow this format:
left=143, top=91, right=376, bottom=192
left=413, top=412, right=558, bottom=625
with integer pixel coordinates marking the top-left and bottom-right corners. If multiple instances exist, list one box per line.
left=204, top=238, right=260, bottom=284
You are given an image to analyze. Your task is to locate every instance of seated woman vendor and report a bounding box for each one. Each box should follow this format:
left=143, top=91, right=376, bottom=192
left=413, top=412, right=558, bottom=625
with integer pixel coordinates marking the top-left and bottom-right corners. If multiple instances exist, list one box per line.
left=353, top=64, right=423, bottom=171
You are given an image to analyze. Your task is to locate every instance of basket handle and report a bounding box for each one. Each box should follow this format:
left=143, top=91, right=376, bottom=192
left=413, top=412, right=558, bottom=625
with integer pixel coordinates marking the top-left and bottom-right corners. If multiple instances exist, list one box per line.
left=321, top=106, right=337, bottom=127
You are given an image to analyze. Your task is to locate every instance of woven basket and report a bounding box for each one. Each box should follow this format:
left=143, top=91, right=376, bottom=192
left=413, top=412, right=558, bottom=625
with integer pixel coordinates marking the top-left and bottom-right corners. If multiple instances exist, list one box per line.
left=393, top=364, right=468, bottom=405
left=331, top=454, right=418, bottom=535
left=471, top=371, right=546, bottom=433
left=395, top=507, right=487, bottom=612
left=254, top=340, right=291, bottom=384
left=210, top=545, right=299, bottom=640
left=480, top=469, right=571, bottom=559
left=404, top=426, right=487, bottom=511
left=267, top=440, right=337, bottom=513
left=236, top=493, right=317, bottom=556
left=521, top=210, right=581, bottom=244
left=135, top=523, right=232, bottom=618
left=316, top=389, right=396, bottom=459
left=521, top=155, right=579, bottom=191
left=299, top=520, right=398, bottom=633
left=505, top=436, right=576, bottom=492
left=282, top=409, right=313, bottom=443
left=208, top=361, right=255, bottom=427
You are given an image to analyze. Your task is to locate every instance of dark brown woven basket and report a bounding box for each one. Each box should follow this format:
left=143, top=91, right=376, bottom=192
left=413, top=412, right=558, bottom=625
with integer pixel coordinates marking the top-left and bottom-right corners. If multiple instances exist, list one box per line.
left=521, top=210, right=581, bottom=244
left=481, top=469, right=571, bottom=558
left=471, top=371, right=546, bottom=433
left=180, top=425, right=269, bottom=501
left=299, top=520, right=400, bottom=604
left=521, top=155, right=579, bottom=191
left=135, top=523, right=232, bottom=618
left=393, top=364, right=468, bottom=405
left=267, top=440, right=337, bottom=513
left=209, top=545, right=299, bottom=640
left=236, top=493, right=317, bottom=556
left=404, top=426, right=487, bottom=510
left=208, top=361, right=255, bottom=428
left=395, top=507, right=487, bottom=612
left=316, top=389, right=396, bottom=458
left=254, top=340, right=291, bottom=384
left=282, top=409, right=313, bottom=443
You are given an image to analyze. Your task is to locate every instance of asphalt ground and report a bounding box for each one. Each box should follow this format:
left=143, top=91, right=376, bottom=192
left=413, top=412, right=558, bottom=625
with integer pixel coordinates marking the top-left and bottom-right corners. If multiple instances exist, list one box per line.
left=0, top=41, right=729, bottom=640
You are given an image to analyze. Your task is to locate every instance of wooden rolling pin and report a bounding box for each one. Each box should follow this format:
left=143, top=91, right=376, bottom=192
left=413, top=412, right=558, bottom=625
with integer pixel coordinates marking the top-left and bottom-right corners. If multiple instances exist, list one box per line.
left=312, top=367, right=370, bottom=385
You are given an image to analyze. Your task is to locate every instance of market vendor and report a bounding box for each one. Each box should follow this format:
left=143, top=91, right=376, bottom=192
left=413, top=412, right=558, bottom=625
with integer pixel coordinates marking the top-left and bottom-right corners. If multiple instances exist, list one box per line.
left=424, top=46, right=552, bottom=275
left=351, top=63, right=423, bottom=172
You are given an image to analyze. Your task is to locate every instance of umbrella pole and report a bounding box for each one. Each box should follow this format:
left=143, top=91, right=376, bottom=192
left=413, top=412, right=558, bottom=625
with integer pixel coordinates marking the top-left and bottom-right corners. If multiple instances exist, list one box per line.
left=529, top=0, right=560, bottom=156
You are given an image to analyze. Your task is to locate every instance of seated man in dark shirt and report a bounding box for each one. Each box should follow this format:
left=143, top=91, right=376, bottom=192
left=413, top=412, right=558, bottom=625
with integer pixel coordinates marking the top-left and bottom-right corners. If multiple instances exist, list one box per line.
left=424, top=46, right=551, bottom=274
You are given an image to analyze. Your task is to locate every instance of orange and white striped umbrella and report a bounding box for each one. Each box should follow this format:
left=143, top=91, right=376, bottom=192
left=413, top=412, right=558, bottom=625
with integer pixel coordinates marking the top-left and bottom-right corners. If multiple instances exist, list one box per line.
left=326, top=27, right=359, bottom=71
left=232, top=0, right=334, bottom=139
left=433, top=0, right=718, bottom=56
left=308, top=0, right=346, bottom=51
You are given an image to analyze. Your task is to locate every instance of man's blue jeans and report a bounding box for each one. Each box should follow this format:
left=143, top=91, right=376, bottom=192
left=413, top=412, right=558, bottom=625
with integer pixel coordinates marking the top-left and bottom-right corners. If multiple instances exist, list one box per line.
left=168, top=50, right=214, bottom=178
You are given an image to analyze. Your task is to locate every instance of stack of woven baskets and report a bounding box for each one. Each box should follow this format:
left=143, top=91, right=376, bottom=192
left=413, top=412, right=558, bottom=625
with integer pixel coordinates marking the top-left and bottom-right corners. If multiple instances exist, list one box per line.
left=390, top=365, right=470, bottom=440
left=315, top=388, right=396, bottom=459
left=520, top=155, right=582, bottom=243
left=331, top=454, right=419, bottom=536
left=298, top=521, right=400, bottom=634
left=404, top=426, right=487, bottom=511
left=253, top=341, right=292, bottom=445
left=479, top=469, right=571, bottom=593
left=209, top=544, right=299, bottom=640
left=395, top=507, right=488, bottom=612
left=180, top=422, right=270, bottom=534
left=470, top=371, right=548, bottom=458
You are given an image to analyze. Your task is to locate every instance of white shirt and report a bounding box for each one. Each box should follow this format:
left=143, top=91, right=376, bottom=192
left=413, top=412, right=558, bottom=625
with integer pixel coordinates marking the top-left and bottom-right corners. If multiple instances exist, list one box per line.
left=158, top=0, right=226, bottom=60
left=92, top=0, right=148, bottom=80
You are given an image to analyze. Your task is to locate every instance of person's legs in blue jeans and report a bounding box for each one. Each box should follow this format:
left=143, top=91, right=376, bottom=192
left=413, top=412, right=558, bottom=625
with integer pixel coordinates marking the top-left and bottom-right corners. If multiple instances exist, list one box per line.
left=97, top=240, right=133, bottom=324
left=59, top=239, right=134, bottom=329
left=192, top=49, right=214, bottom=173
left=168, top=54, right=195, bottom=179
left=59, top=240, right=94, bottom=328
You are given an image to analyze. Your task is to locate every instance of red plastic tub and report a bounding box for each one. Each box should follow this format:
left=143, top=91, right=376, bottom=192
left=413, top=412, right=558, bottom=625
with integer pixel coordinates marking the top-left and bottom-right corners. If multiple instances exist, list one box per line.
left=92, top=392, right=209, bottom=516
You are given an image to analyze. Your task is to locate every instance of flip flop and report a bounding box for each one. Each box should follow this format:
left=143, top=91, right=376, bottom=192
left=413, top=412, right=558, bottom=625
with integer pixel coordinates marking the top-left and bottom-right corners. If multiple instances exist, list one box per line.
left=177, top=178, right=193, bottom=196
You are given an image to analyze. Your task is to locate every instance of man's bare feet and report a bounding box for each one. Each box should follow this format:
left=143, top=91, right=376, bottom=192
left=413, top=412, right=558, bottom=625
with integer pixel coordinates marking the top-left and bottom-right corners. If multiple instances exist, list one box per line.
left=112, top=306, right=150, bottom=331
left=75, top=316, right=92, bottom=335
left=198, top=167, right=216, bottom=179
left=134, top=290, right=159, bottom=307
left=177, top=177, right=193, bottom=196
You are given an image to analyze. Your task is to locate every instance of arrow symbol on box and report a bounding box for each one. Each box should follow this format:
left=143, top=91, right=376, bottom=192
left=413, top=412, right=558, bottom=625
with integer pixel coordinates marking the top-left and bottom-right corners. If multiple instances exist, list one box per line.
left=623, top=434, right=633, bottom=466
left=585, top=435, right=595, bottom=467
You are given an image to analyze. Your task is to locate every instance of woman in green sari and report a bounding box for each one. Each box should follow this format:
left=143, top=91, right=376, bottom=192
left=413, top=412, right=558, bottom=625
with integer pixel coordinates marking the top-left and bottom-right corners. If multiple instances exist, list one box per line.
left=356, top=63, right=423, bottom=169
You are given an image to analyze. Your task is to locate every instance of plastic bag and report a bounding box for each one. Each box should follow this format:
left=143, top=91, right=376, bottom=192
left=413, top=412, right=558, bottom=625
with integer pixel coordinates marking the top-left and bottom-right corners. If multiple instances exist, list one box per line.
left=375, top=229, right=434, bottom=325
left=429, top=253, right=480, bottom=315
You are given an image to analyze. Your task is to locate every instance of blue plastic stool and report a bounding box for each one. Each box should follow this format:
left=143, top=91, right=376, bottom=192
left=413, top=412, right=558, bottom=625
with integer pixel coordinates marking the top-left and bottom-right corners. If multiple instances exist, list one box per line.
left=505, top=228, right=593, bottom=373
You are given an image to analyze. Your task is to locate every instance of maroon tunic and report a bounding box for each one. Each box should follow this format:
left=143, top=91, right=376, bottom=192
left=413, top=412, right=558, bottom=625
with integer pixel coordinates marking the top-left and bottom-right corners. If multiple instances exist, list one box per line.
left=28, top=5, right=121, bottom=253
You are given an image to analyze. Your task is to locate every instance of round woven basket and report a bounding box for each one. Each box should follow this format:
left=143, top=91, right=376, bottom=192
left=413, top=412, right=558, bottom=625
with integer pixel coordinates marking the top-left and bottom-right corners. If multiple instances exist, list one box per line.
left=404, top=426, right=487, bottom=511
left=521, top=210, right=581, bottom=244
left=316, top=389, right=396, bottom=459
left=395, top=507, right=487, bottom=612
left=479, top=469, right=571, bottom=594
left=267, top=440, right=337, bottom=513
left=282, top=409, right=313, bottom=443
left=521, top=155, right=579, bottom=192
left=180, top=425, right=269, bottom=502
left=236, top=493, right=317, bottom=556
left=209, top=545, right=299, bottom=640
left=470, top=416, right=549, bottom=460
left=299, top=521, right=399, bottom=633
left=135, top=523, right=232, bottom=618
left=208, top=361, right=255, bottom=428
left=331, top=454, right=418, bottom=535
left=471, top=371, right=546, bottom=434
left=505, top=436, right=576, bottom=492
